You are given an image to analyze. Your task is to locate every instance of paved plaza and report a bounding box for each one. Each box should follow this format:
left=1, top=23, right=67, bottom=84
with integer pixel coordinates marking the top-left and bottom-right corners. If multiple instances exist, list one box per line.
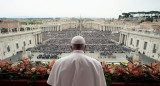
left=31, top=52, right=128, bottom=64
left=3, top=51, right=159, bottom=65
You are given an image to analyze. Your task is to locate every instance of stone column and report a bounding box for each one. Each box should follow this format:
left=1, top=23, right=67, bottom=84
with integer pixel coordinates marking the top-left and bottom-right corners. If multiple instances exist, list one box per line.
left=103, top=26, right=105, bottom=31
left=100, top=26, right=102, bottom=31
left=40, top=34, right=42, bottom=43
left=35, top=34, right=37, bottom=45
left=39, top=34, right=41, bottom=43
left=124, top=35, right=126, bottom=45
left=125, top=34, right=128, bottom=46
left=121, top=34, right=123, bottom=43
left=36, top=34, right=38, bottom=45
left=39, top=34, right=41, bottom=44
left=53, top=26, right=54, bottom=31
left=119, top=33, right=122, bottom=43
left=37, top=34, right=39, bottom=44
left=121, top=34, right=124, bottom=44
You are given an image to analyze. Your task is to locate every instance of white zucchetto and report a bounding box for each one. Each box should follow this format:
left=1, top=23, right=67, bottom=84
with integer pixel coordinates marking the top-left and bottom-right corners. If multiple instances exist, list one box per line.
left=71, top=36, right=85, bottom=44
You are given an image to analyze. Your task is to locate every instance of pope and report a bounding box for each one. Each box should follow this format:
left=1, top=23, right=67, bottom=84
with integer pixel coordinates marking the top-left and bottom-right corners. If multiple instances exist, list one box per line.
left=47, top=36, right=106, bottom=86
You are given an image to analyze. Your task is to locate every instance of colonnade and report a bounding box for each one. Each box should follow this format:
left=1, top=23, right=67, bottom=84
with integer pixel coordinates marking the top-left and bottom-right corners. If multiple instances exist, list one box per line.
left=83, top=22, right=123, bottom=32
left=40, top=22, right=78, bottom=32
left=119, top=30, right=160, bottom=60
left=100, top=25, right=123, bottom=31
left=119, top=32, right=128, bottom=46
left=0, top=26, right=37, bottom=34
left=41, top=26, right=61, bottom=32
left=35, top=33, right=42, bottom=45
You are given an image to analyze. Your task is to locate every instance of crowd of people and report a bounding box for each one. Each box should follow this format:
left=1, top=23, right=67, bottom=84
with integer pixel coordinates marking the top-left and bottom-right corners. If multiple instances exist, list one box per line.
left=37, top=53, right=60, bottom=59
left=29, top=28, right=133, bottom=56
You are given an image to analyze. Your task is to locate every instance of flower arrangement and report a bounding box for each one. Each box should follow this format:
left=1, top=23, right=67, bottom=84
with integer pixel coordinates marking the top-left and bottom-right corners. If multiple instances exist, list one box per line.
left=102, top=59, right=160, bottom=86
left=0, top=58, right=55, bottom=84
left=0, top=58, right=160, bottom=85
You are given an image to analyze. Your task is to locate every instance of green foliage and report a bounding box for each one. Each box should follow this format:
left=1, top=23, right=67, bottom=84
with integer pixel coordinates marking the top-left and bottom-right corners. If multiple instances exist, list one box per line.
left=28, top=75, right=37, bottom=85
left=145, top=18, right=153, bottom=22
left=122, top=13, right=130, bottom=18
left=26, top=21, right=42, bottom=25
left=86, top=19, right=94, bottom=21
left=118, top=15, right=122, bottom=20
left=120, top=11, right=160, bottom=19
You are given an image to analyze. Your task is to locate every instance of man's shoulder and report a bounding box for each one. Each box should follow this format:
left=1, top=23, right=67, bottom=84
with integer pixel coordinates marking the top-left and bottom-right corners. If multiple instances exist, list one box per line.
left=55, top=55, right=71, bottom=63
left=84, top=55, right=101, bottom=66
left=55, top=54, right=101, bottom=67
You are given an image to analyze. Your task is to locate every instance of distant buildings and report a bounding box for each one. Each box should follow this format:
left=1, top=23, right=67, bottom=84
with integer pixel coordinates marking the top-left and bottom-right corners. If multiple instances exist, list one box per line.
left=40, top=19, right=78, bottom=32
left=1, top=17, right=160, bottom=61
left=0, top=20, right=42, bottom=60
left=0, top=19, right=78, bottom=60
left=83, top=17, right=160, bottom=61
left=119, top=21, right=160, bottom=61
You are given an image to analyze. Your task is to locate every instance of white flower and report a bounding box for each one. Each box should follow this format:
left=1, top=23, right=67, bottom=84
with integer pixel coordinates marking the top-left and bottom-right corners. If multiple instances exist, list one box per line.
left=47, top=69, right=50, bottom=74
left=31, top=68, right=36, bottom=72
left=20, top=68, right=23, bottom=72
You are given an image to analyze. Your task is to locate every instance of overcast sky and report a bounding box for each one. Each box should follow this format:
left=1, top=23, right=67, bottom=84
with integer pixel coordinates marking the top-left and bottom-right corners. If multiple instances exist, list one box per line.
left=0, top=0, right=160, bottom=18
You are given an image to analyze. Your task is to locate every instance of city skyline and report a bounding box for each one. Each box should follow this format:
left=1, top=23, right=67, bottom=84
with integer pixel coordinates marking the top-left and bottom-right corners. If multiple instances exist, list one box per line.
left=0, top=0, right=160, bottom=18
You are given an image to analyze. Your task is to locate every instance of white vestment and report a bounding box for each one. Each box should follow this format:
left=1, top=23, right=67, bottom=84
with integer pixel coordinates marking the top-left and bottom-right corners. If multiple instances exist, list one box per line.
left=47, top=50, right=106, bottom=86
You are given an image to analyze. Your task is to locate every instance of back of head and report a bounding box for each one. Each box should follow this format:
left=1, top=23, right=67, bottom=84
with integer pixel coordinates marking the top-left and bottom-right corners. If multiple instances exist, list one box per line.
left=71, top=36, right=86, bottom=50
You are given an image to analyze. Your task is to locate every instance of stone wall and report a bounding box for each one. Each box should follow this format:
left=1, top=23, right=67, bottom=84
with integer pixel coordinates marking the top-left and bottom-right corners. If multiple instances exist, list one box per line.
left=119, top=30, right=160, bottom=60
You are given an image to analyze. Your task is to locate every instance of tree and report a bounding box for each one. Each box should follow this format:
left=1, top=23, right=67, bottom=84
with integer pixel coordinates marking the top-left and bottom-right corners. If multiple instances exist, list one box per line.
left=129, top=12, right=137, bottom=18
left=144, top=12, right=150, bottom=18
left=149, top=11, right=160, bottom=21
left=122, top=13, right=130, bottom=18
left=118, top=15, right=122, bottom=20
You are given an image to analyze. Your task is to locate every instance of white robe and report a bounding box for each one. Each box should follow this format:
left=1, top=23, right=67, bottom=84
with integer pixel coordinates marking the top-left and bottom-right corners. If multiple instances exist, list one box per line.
left=47, top=50, right=106, bottom=86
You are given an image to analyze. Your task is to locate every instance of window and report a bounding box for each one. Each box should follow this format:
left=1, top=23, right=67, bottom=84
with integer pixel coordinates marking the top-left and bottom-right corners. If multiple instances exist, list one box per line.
left=3, top=52, right=5, bottom=56
left=130, top=38, right=133, bottom=45
left=27, top=27, right=30, bottom=30
left=153, top=44, right=157, bottom=53
left=144, top=42, right=147, bottom=50
left=23, top=41, right=26, bottom=46
left=12, top=28, right=17, bottom=32
left=7, top=46, right=10, bottom=52
left=136, top=40, right=139, bottom=47
left=16, top=43, right=19, bottom=49
left=20, top=28, right=24, bottom=31
left=29, top=40, right=31, bottom=44
left=1, top=28, right=8, bottom=33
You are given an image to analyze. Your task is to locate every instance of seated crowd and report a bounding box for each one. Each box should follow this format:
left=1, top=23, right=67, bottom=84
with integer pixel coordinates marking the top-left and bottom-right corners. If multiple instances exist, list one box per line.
left=28, top=28, right=132, bottom=59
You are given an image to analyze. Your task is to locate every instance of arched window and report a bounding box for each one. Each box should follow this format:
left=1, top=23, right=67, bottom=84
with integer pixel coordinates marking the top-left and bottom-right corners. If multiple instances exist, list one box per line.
left=20, top=28, right=24, bottom=31
left=1, top=28, right=8, bottom=33
left=144, top=42, right=147, bottom=50
left=12, top=28, right=17, bottom=32
left=27, top=27, right=30, bottom=30
left=23, top=41, right=26, bottom=46
left=130, top=38, right=133, bottom=45
left=29, top=40, right=32, bottom=44
left=152, top=44, right=157, bottom=53
left=16, top=43, right=19, bottom=49
left=7, top=45, right=10, bottom=52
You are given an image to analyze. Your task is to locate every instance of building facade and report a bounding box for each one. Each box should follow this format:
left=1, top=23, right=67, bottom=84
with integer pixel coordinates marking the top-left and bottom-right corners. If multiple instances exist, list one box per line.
left=0, top=19, right=79, bottom=60
left=83, top=20, right=128, bottom=32
left=119, top=28, right=160, bottom=61
left=0, top=25, right=42, bottom=60
left=40, top=20, right=78, bottom=32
